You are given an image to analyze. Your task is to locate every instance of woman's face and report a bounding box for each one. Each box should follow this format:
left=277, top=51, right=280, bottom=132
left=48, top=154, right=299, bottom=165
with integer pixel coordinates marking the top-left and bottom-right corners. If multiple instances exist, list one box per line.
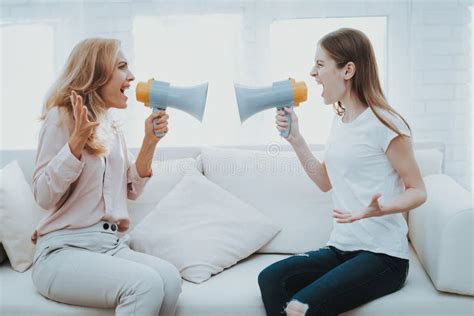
left=99, top=50, right=135, bottom=109
left=310, top=45, right=347, bottom=105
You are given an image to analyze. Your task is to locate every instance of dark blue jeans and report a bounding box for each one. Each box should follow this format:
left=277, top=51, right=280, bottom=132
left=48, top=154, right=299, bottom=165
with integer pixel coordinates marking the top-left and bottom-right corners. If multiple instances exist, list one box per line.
left=258, top=246, right=409, bottom=316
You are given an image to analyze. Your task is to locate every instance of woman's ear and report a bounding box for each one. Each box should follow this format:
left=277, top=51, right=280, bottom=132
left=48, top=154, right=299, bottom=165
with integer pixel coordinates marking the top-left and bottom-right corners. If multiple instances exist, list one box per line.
left=344, top=62, right=356, bottom=80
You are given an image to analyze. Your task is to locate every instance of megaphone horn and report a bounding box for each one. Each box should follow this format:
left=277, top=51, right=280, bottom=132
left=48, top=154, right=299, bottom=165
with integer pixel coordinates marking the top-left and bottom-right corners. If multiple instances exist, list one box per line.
left=136, top=79, right=208, bottom=137
left=234, top=78, right=307, bottom=138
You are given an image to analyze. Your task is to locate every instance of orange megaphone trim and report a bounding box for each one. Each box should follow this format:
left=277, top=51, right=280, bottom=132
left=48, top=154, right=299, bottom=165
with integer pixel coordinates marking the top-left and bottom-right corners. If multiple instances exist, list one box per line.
left=289, top=78, right=307, bottom=107
left=136, top=79, right=153, bottom=105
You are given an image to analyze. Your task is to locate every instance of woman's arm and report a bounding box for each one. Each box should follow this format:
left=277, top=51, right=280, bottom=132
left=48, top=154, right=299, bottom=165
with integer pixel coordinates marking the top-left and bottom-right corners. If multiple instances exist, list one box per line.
left=33, top=104, right=87, bottom=210
left=276, top=107, right=332, bottom=192
left=127, top=110, right=169, bottom=200
left=382, top=135, right=427, bottom=214
left=134, top=110, right=169, bottom=177
left=291, top=135, right=332, bottom=192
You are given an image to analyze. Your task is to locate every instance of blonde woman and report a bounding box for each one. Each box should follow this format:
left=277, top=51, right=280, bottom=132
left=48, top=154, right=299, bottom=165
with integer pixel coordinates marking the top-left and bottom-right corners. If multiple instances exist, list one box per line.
left=31, top=38, right=181, bottom=316
left=258, top=28, right=427, bottom=316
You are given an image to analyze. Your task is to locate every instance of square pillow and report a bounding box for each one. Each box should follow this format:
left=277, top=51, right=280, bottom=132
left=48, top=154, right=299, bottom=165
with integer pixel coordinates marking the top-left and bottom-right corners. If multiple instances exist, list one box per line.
left=126, top=158, right=202, bottom=231
left=128, top=172, right=281, bottom=284
left=0, top=161, right=46, bottom=272
left=200, top=147, right=334, bottom=254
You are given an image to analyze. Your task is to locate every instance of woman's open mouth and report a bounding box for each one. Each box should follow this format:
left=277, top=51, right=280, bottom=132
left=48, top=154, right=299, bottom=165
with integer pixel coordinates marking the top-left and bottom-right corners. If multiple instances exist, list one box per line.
left=120, top=86, right=129, bottom=100
left=316, top=80, right=324, bottom=97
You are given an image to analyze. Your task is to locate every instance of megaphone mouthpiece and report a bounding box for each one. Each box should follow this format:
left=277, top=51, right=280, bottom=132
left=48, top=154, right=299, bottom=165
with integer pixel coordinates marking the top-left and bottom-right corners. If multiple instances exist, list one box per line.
left=136, top=80, right=152, bottom=104
left=289, top=79, right=308, bottom=106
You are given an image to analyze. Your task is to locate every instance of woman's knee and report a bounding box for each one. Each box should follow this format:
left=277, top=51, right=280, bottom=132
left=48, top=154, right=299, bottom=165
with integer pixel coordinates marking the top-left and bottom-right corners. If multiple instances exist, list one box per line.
left=154, top=261, right=182, bottom=297
left=165, top=265, right=182, bottom=296
left=132, top=266, right=165, bottom=299
left=258, top=264, right=280, bottom=290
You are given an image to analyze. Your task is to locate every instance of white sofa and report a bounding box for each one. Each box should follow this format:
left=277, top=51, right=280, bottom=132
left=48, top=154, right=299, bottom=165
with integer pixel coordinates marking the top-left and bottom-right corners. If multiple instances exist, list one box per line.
left=1, top=143, right=473, bottom=316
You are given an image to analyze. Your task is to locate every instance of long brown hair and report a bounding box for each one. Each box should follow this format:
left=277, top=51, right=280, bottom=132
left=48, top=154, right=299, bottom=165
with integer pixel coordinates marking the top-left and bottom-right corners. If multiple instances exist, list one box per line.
left=319, top=28, right=410, bottom=136
left=41, top=38, right=121, bottom=156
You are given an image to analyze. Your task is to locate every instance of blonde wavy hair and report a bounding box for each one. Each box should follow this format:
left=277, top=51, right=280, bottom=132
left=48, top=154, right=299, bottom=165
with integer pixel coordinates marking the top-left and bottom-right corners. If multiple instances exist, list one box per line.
left=319, top=28, right=411, bottom=136
left=41, top=38, right=121, bottom=156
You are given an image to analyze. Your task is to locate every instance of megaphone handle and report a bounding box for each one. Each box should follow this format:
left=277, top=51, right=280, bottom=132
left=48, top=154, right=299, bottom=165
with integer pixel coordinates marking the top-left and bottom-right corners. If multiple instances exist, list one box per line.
left=278, top=105, right=292, bottom=138
left=152, top=106, right=166, bottom=137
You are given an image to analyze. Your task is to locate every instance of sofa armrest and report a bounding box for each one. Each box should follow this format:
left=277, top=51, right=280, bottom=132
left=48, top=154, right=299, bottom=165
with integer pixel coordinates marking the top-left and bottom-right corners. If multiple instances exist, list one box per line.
left=408, top=174, right=473, bottom=296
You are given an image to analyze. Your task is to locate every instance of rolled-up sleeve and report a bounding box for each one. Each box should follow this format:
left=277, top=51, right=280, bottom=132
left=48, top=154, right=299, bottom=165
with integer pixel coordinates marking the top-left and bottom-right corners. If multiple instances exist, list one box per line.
left=126, top=150, right=151, bottom=200
left=32, top=108, right=85, bottom=210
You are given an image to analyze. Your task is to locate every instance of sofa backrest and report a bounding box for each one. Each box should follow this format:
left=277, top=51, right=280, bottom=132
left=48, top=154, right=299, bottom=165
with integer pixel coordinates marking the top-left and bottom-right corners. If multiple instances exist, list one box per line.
left=0, top=147, right=201, bottom=185
left=1, top=142, right=445, bottom=254
left=0, top=142, right=444, bottom=185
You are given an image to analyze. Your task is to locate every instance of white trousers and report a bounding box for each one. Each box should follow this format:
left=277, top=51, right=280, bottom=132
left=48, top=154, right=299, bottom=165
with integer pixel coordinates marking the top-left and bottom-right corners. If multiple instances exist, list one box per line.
left=32, top=221, right=182, bottom=316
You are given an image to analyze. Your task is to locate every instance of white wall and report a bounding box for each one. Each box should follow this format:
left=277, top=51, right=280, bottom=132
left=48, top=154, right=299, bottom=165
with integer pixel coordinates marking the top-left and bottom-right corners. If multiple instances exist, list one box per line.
left=408, top=0, right=472, bottom=191
left=1, top=0, right=472, bottom=190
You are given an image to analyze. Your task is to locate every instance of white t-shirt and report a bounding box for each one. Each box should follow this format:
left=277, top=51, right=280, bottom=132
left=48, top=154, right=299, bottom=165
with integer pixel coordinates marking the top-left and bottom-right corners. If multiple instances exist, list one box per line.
left=324, top=107, right=411, bottom=259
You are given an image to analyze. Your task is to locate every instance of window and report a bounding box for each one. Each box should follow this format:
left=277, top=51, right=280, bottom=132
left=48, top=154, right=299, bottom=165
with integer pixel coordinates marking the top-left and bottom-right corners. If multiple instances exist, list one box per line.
left=130, top=14, right=244, bottom=147
left=1, top=24, right=54, bottom=150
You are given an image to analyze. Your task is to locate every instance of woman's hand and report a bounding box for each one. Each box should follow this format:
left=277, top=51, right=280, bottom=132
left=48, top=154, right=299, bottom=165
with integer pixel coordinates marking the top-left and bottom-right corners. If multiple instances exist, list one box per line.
left=145, top=110, right=169, bottom=144
left=333, top=193, right=385, bottom=223
left=275, top=107, right=302, bottom=144
left=68, top=90, right=100, bottom=159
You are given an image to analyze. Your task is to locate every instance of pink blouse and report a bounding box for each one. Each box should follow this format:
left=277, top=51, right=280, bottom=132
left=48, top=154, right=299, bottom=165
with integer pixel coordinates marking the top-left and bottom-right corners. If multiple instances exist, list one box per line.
left=31, top=107, right=150, bottom=244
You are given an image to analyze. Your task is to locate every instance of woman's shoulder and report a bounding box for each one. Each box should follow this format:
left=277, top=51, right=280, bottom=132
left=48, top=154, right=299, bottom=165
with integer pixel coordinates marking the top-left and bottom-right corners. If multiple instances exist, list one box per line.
left=371, top=107, right=410, bottom=135
left=43, top=106, right=73, bottom=132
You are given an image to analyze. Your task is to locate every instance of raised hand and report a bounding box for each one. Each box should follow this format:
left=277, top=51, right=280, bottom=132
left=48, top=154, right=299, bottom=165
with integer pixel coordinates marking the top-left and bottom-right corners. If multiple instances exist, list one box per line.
left=68, top=90, right=100, bottom=159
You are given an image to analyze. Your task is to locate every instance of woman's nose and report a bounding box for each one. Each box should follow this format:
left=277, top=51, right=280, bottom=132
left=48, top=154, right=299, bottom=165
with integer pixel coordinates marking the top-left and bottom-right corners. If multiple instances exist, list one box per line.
left=127, top=70, right=135, bottom=82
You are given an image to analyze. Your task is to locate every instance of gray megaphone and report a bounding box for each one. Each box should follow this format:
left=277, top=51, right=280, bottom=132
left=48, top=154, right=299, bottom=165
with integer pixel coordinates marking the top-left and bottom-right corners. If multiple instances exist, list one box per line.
left=234, top=78, right=307, bottom=137
left=136, top=79, right=208, bottom=137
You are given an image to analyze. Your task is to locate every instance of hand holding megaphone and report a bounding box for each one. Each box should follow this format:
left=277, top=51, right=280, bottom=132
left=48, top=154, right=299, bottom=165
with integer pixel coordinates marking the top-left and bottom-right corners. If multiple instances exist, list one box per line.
left=234, top=78, right=307, bottom=137
left=276, top=106, right=300, bottom=141
left=136, top=79, right=208, bottom=137
left=145, top=110, right=169, bottom=140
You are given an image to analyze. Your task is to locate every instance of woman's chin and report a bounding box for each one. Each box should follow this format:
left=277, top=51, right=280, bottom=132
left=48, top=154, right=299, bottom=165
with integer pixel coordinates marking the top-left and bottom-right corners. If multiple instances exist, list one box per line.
left=322, top=97, right=333, bottom=105
left=113, top=103, right=128, bottom=109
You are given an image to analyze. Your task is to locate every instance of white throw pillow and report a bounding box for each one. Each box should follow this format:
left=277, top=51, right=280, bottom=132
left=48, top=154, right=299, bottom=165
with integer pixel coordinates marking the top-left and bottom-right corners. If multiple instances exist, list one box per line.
left=128, top=172, right=281, bottom=284
left=127, top=158, right=202, bottom=231
left=200, top=147, right=334, bottom=254
left=0, top=161, right=46, bottom=272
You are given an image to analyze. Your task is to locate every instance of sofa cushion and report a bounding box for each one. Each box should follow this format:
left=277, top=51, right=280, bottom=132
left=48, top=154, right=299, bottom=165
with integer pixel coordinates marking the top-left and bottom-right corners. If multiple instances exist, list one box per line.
left=126, top=158, right=202, bottom=232
left=200, top=147, right=334, bottom=254
left=129, top=172, right=281, bottom=283
left=180, top=246, right=474, bottom=316
left=1, top=245, right=473, bottom=316
left=0, top=161, right=46, bottom=272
